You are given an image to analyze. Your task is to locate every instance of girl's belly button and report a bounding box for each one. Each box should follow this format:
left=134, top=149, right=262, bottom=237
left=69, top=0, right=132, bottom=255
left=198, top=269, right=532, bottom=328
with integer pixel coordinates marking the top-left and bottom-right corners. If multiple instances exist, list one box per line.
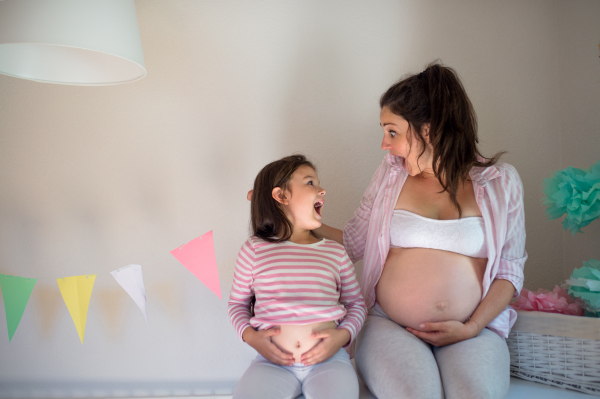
left=270, top=321, right=337, bottom=363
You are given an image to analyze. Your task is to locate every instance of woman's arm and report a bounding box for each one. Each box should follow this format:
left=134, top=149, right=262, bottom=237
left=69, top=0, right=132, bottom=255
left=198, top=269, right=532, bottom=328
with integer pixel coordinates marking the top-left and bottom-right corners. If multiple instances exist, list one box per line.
left=249, top=188, right=346, bottom=247
left=408, top=164, right=527, bottom=346
left=493, top=164, right=527, bottom=297
left=336, top=158, right=389, bottom=262
left=312, top=223, right=343, bottom=245
left=467, top=279, right=515, bottom=335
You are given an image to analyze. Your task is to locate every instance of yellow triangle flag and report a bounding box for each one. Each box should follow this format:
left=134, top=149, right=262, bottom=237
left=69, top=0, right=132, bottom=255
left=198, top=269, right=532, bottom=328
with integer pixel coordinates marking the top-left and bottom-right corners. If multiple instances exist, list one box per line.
left=57, top=275, right=96, bottom=343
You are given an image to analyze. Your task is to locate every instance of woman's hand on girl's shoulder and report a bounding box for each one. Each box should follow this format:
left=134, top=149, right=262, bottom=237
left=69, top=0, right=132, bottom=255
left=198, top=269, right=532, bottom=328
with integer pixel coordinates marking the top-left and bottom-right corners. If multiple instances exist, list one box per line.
left=405, top=320, right=479, bottom=347
left=300, top=328, right=350, bottom=366
left=242, top=327, right=295, bottom=366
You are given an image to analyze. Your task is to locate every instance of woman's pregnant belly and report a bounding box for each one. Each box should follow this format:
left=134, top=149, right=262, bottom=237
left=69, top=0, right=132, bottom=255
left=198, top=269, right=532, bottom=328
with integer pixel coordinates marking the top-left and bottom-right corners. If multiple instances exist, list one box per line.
left=376, top=248, right=487, bottom=330
left=270, top=321, right=338, bottom=363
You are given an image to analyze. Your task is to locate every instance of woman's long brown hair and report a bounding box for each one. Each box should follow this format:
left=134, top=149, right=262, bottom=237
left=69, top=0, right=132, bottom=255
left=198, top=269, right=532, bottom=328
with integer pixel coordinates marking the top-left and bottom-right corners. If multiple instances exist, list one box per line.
left=250, top=154, right=315, bottom=242
left=380, top=61, right=504, bottom=217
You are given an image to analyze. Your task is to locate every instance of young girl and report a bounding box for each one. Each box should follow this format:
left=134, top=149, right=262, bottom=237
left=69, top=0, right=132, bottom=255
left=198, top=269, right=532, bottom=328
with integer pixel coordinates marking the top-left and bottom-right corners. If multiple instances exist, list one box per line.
left=228, top=155, right=367, bottom=399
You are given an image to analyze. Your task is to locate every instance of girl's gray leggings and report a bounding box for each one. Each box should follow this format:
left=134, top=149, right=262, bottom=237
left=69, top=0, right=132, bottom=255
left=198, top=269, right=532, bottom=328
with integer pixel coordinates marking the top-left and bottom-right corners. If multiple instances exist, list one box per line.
left=355, top=303, right=510, bottom=399
left=232, top=348, right=359, bottom=399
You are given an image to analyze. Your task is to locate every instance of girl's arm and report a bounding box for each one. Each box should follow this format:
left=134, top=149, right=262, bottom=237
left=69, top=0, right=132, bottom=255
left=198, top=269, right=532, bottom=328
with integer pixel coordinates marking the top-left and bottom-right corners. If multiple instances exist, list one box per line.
left=335, top=254, right=368, bottom=344
left=228, top=239, right=294, bottom=365
left=227, top=241, right=255, bottom=340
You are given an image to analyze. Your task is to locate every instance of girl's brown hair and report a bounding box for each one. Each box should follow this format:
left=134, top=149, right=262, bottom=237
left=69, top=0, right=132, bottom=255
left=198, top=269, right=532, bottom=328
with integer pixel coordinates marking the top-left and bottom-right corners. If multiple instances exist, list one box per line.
left=380, top=61, right=504, bottom=217
left=250, top=154, right=316, bottom=242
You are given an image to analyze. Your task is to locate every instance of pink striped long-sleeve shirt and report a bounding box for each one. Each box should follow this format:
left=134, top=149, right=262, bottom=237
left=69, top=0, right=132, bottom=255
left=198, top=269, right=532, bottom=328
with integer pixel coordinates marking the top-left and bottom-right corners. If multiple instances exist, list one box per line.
left=344, top=154, right=527, bottom=338
left=228, top=236, right=367, bottom=345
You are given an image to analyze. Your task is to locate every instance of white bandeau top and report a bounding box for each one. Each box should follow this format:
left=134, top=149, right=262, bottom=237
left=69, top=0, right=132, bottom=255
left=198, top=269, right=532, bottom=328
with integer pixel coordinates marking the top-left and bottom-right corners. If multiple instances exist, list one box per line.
left=390, top=209, right=488, bottom=258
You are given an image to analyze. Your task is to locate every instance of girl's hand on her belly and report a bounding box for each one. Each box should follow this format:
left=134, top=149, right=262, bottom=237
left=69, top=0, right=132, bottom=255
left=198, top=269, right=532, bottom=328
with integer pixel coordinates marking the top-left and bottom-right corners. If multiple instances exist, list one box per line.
left=242, top=327, right=295, bottom=366
left=300, top=327, right=350, bottom=366
left=270, top=321, right=339, bottom=364
left=405, top=319, right=479, bottom=347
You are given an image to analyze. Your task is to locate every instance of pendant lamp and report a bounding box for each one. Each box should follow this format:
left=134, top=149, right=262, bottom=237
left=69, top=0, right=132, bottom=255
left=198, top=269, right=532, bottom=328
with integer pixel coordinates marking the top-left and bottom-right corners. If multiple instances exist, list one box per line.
left=0, top=0, right=146, bottom=85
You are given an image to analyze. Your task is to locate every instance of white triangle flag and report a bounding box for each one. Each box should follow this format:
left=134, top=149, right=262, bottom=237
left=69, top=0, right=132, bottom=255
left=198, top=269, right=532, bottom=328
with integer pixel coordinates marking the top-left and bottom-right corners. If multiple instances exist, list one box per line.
left=111, top=264, right=148, bottom=325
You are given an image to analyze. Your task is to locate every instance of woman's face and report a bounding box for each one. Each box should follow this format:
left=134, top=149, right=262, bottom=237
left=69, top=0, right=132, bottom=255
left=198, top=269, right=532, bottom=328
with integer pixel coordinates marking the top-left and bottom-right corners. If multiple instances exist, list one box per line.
left=380, top=106, right=433, bottom=176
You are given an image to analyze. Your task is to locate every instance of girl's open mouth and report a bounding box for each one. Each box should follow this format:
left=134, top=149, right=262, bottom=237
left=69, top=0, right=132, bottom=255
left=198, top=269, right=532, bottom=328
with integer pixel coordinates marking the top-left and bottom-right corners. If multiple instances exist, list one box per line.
left=314, top=200, right=324, bottom=216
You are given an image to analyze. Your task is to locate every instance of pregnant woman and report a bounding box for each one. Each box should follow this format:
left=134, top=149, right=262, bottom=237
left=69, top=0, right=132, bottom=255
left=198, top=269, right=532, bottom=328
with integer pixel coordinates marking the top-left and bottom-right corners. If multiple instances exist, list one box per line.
left=314, top=63, right=527, bottom=399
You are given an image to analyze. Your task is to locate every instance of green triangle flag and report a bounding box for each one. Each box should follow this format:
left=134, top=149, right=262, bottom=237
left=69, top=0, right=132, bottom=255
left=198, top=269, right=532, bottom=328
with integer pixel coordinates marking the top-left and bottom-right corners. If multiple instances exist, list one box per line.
left=0, top=274, right=37, bottom=342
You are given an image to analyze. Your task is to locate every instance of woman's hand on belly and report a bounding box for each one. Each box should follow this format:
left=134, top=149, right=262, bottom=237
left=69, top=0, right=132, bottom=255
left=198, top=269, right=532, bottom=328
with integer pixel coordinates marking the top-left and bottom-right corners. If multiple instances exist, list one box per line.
left=405, top=319, right=479, bottom=347
left=299, top=328, right=351, bottom=366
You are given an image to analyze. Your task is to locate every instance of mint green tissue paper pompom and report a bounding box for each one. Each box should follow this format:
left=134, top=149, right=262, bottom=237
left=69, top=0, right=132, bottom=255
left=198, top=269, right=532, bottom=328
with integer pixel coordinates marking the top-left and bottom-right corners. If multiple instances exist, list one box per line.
left=542, top=160, right=600, bottom=235
left=567, top=259, right=600, bottom=317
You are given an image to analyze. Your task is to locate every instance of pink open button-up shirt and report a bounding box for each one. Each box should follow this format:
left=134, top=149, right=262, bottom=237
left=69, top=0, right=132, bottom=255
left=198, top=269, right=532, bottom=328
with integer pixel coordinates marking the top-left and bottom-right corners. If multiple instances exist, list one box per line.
left=343, top=154, right=527, bottom=338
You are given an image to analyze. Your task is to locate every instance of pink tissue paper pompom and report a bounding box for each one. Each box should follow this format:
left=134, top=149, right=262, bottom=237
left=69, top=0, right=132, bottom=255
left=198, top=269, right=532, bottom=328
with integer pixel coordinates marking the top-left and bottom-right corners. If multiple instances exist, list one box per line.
left=510, top=285, right=584, bottom=316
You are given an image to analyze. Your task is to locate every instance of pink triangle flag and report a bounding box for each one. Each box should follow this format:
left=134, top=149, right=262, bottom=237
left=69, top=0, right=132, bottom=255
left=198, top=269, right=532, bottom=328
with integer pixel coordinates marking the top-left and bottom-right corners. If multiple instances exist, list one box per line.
left=170, top=231, right=221, bottom=299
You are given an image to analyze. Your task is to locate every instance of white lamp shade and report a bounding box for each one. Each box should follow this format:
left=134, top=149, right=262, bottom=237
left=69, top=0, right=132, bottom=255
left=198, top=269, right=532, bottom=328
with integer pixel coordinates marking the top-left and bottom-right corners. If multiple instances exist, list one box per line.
left=0, top=0, right=146, bottom=85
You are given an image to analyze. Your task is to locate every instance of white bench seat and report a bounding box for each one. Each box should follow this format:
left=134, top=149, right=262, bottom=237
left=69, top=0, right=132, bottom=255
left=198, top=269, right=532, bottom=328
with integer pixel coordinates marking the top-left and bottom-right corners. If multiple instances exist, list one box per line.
left=294, top=376, right=596, bottom=398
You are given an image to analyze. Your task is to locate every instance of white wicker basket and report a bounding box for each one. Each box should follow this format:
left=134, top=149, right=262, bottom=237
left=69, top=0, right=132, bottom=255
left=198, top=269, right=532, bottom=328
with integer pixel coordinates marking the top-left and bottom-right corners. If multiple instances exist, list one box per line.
left=507, top=310, right=600, bottom=395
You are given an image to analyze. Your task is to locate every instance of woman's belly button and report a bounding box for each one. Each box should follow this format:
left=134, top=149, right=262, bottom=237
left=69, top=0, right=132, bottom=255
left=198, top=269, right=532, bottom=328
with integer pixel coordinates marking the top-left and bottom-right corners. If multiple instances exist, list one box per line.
left=435, top=300, right=449, bottom=311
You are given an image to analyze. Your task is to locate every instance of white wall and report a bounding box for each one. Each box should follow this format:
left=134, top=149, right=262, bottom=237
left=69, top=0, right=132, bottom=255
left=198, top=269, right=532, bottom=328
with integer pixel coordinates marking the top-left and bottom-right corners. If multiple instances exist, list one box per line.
left=0, top=0, right=596, bottom=396
left=557, top=0, right=600, bottom=281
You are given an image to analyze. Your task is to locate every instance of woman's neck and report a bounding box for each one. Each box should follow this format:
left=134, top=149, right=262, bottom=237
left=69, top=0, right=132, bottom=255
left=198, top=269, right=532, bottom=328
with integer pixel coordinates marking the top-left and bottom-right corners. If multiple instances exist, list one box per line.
left=418, top=168, right=436, bottom=179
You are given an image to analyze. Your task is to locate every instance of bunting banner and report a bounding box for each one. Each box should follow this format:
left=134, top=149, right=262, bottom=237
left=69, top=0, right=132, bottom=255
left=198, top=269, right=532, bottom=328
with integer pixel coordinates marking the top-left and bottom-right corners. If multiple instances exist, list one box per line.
left=0, top=230, right=220, bottom=343
left=170, top=230, right=222, bottom=299
left=57, top=275, right=97, bottom=344
left=110, top=264, right=148, bottom=325
left=0, top=275, right=37, bottom=341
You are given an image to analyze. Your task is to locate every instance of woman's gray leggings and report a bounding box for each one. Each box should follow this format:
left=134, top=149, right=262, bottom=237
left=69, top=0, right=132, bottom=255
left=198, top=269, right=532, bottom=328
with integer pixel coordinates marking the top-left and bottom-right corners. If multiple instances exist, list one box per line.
left=355, top=304, right=510, bottom=399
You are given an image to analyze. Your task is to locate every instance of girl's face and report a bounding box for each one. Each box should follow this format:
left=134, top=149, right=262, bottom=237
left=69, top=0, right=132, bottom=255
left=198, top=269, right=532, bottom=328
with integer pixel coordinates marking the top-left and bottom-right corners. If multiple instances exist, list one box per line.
left=278, top=165, right=326, bottom=233
left=380, top=106, right=433, bottom=176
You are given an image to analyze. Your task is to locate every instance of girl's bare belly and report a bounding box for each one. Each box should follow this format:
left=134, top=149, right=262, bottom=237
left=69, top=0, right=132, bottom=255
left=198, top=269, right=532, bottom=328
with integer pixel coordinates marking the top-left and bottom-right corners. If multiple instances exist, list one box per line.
left=376, top=248, right=486, bottom=329
left=270, top=321, right=337, bottom=363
